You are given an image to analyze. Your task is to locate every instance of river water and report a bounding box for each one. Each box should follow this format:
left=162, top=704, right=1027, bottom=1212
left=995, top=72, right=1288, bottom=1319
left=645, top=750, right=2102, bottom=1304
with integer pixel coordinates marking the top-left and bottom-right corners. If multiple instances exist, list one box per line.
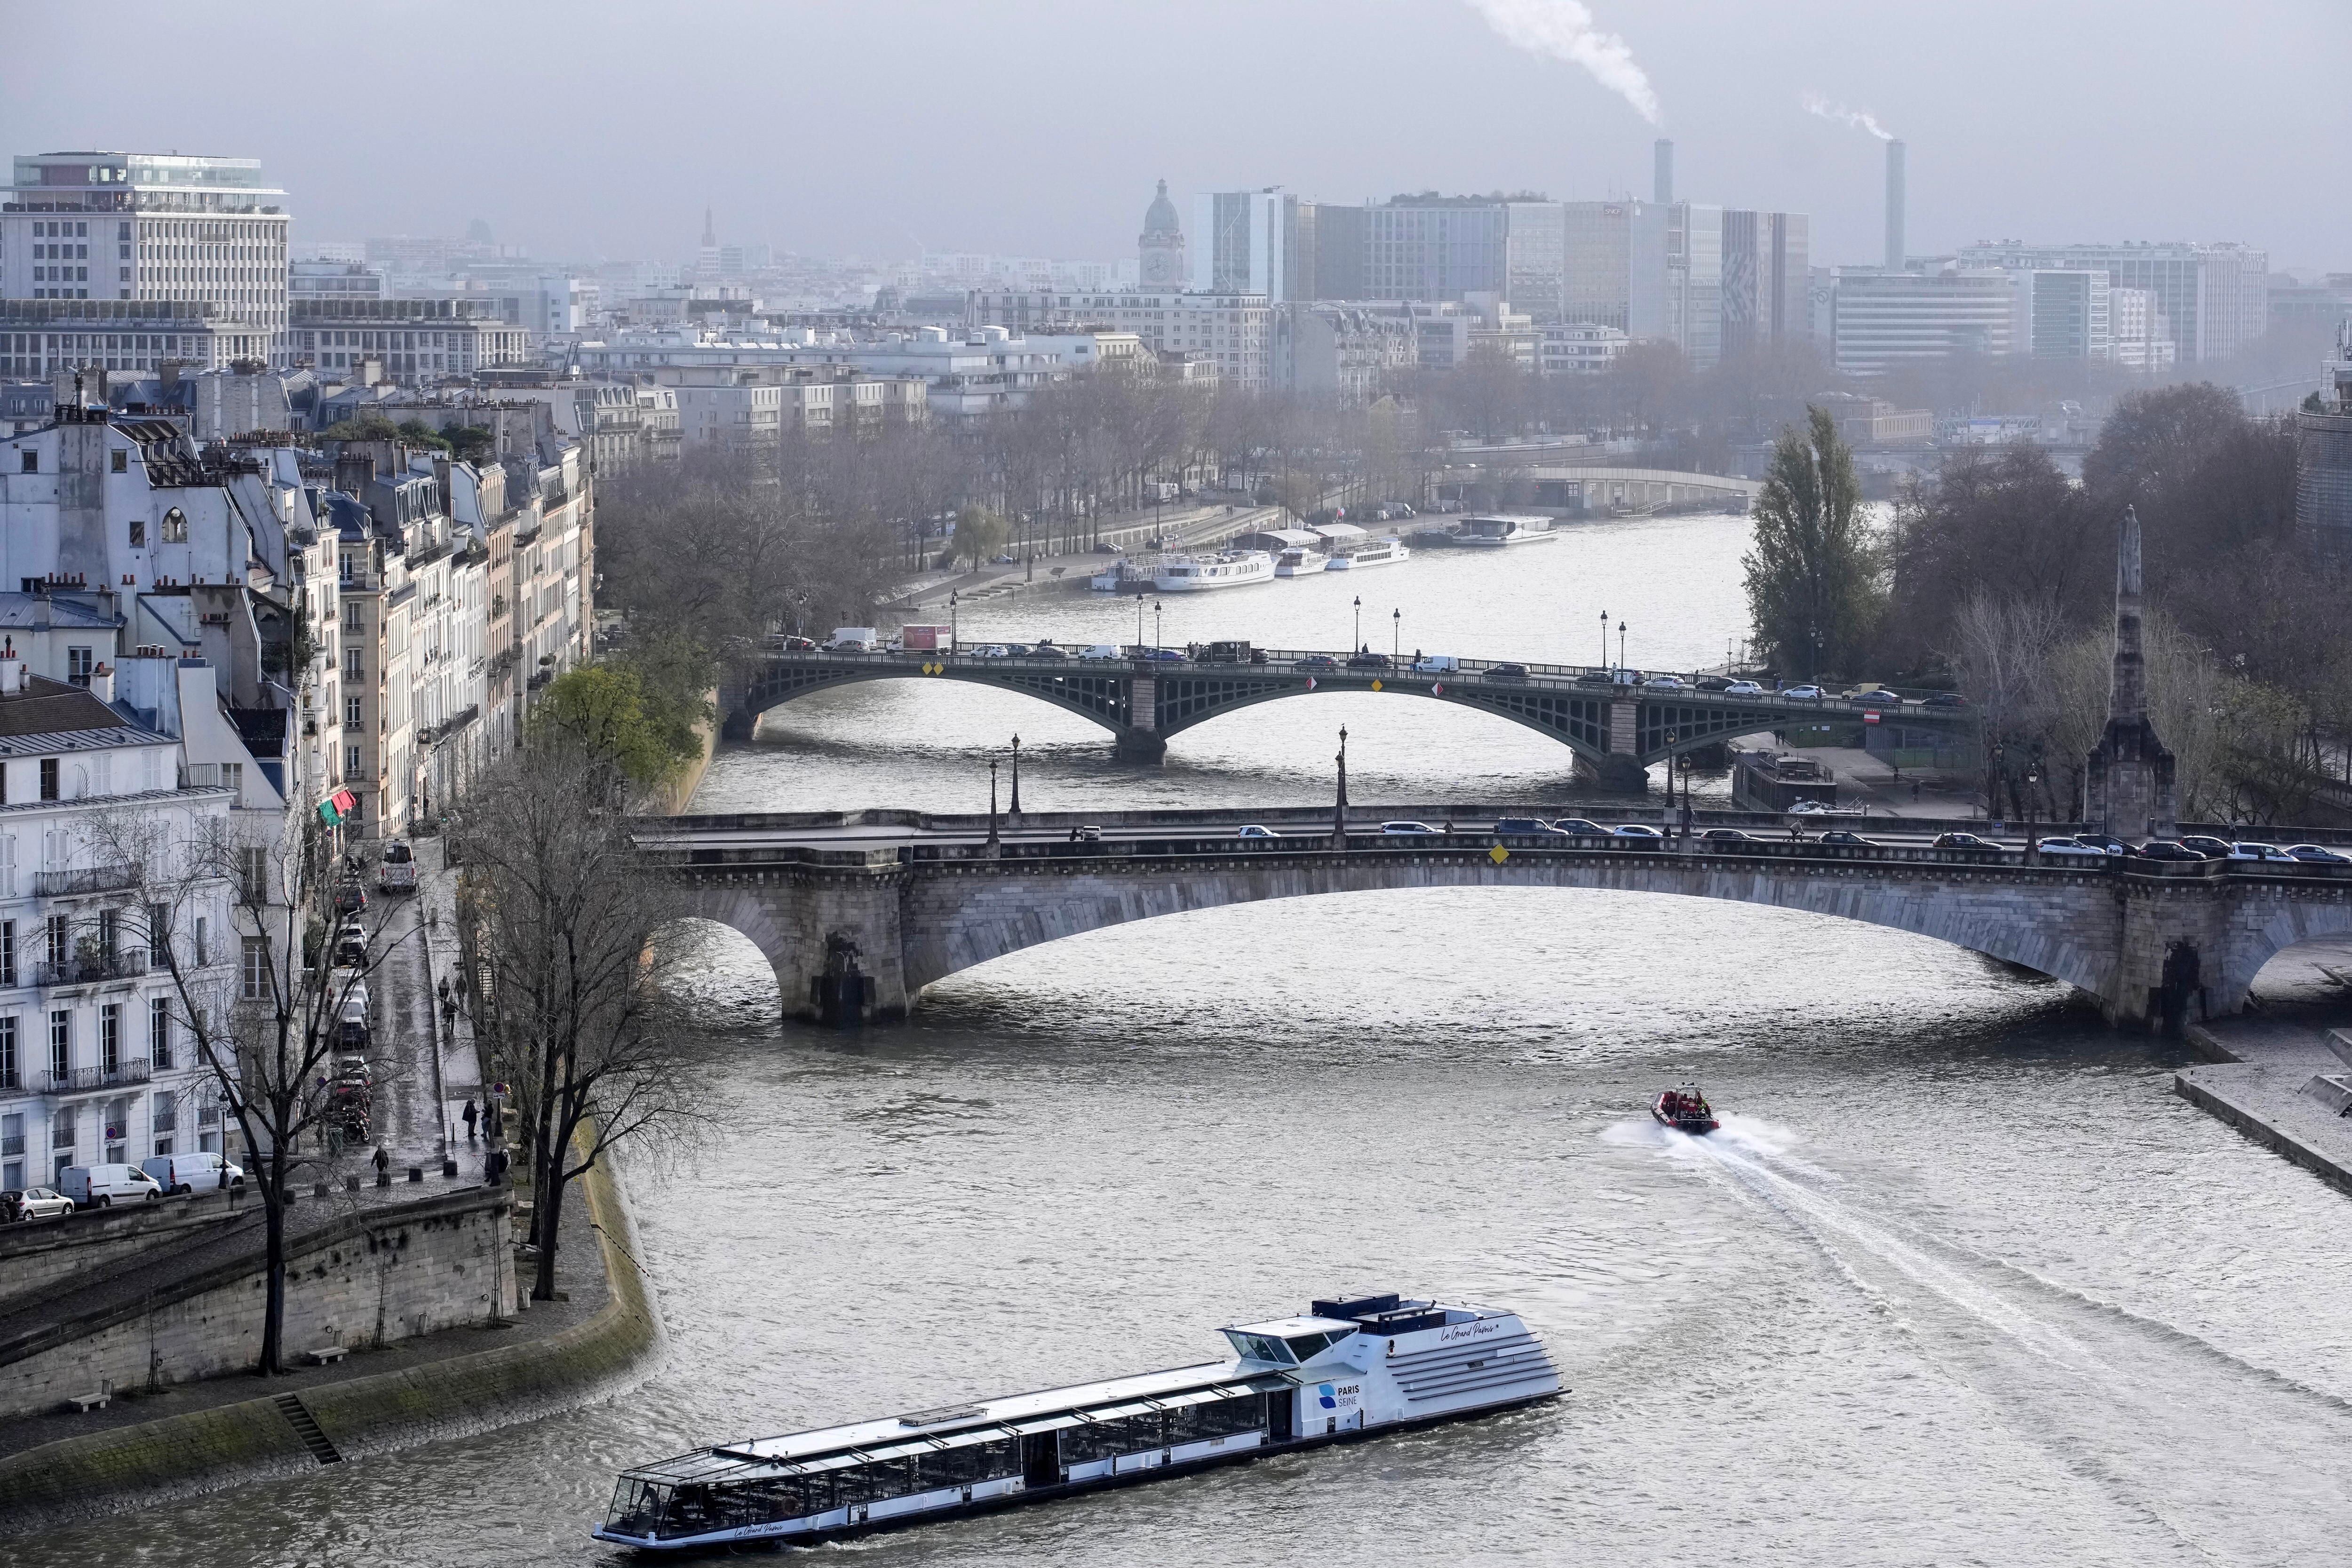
left=24, top=514, right=2352, bottom=1567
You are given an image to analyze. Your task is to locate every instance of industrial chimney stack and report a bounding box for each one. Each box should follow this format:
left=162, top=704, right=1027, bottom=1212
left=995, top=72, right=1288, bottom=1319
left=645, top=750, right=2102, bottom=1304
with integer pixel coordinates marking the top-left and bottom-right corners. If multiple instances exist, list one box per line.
left=1884, top=138, right=1907, bottom=271
left=1653, top=139, right=1674, bottom=206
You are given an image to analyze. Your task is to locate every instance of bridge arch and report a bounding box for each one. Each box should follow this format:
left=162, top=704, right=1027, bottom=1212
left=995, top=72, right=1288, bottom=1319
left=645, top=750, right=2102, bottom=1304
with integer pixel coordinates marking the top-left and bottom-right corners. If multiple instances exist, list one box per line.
left=726, top=666, right=1139, bottom=743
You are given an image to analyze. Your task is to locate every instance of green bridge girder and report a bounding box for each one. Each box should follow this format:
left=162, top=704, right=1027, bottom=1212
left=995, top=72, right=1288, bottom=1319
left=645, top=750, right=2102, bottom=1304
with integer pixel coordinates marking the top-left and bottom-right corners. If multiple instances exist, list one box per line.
left=723, top=649, right=1978, bottom=768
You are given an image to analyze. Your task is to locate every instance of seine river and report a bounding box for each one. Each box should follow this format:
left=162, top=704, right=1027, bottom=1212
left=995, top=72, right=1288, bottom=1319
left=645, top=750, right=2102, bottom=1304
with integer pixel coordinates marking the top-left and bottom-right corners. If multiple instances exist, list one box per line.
left=25, top=513, right=2352, bottom=1567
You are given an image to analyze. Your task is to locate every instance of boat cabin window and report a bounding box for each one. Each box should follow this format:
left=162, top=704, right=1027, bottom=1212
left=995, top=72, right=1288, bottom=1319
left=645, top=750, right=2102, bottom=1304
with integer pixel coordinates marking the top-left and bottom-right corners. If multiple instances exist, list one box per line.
left=1284, top=1332, right=1339, bottom=1360
left=1224, top=1331, right=1295, bottom=1363
left=1065, top=1396, right=1264, bottom=1464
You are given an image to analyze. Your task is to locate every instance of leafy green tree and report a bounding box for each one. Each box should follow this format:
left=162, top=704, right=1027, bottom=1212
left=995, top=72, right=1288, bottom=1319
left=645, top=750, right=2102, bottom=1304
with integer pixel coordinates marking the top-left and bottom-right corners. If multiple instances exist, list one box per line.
left=953, top=503, right=1010, bottom=566
left=1742, top=406, right=1884, bottom=680
left=446, top=425, right=496, bottom=463
left=320, top=412, right=400, bottom=442
left=395, top=418, right=451, bottom=453
left=533, top=664, right=677, bottom=787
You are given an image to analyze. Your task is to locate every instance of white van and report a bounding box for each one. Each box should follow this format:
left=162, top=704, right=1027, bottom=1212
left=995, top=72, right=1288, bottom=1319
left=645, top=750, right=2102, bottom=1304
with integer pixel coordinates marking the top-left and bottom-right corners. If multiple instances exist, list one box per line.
left=1079, top=644, right=1123, bottom=661
left=60, top=1163, right=165, bottom=1208
left=142, top=1152, right=245, bottom=1195
left=826, top=627, right=880, bottom=652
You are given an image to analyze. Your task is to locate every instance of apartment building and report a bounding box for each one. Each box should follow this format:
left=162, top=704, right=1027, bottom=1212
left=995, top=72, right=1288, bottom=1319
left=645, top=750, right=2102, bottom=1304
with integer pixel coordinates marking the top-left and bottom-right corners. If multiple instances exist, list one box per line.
left=285, top=298, right=532, bottom=380
left=0, top=663, right=237, bottom=1191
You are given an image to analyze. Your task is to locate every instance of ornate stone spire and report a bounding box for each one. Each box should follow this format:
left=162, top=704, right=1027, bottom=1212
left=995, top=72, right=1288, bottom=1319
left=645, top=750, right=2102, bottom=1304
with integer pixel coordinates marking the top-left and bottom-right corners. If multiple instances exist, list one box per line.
left=2084, top=504, right=2176, bottom=837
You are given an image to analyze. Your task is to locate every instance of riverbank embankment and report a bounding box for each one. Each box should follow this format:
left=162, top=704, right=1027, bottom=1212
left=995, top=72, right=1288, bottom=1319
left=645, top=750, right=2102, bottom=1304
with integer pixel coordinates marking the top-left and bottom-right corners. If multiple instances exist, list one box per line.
left=2178, top=1017, right=2352, bottom=1195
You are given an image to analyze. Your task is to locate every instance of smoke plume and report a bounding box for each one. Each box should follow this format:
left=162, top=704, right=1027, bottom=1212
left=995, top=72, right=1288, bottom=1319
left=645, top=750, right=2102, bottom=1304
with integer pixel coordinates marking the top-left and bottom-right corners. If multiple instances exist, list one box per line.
left=1464, top=1, right=1661, bottom=125
left=1801, top=91, right=1893, bottom=141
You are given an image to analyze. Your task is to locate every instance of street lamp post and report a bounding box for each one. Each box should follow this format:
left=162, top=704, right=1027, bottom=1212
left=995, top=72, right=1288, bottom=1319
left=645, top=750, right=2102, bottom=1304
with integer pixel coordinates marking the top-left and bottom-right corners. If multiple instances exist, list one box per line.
left=1598, top=609, right=1609, bottom=671
left=1353, top=596, right=1362, bottom=653
left=1009, top=734, right=1022, bottom=818
left=1617, top=620, right=1627, bottom=671
left=1391, top=607, right=1400, bottom=663
left=987, top=756, right=1001, bottom=849
left=1154, top=600, right=1164, bottom=651
left=949, top=589, right=959, bottom=654
left=2024, top=758, right=2040, bottom=861
left=1988, top=741, right=2005, bottom=824
left=1135, top=593, right=1145, bottom=650
left=1332, top=724, right=1350, bottom=848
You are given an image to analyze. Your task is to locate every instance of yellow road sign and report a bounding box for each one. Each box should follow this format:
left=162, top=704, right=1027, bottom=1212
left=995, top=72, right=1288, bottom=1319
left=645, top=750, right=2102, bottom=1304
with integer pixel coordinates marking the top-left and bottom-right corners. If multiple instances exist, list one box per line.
left=1488, top=844, right=1510, bottom=864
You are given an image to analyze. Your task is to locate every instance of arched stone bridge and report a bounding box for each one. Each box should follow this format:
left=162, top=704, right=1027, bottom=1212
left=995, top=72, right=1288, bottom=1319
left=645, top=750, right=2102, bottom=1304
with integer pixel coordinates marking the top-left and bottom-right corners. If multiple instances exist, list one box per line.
left=721, top=648, right=1976, bottom=786
left=639, top=809, right=2352, bottom=1030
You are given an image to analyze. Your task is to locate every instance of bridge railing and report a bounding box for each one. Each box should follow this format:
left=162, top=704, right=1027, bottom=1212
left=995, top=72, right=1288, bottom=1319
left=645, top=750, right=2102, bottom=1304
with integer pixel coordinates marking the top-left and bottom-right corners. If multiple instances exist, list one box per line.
left=750, top=645, right=1972, bottom=716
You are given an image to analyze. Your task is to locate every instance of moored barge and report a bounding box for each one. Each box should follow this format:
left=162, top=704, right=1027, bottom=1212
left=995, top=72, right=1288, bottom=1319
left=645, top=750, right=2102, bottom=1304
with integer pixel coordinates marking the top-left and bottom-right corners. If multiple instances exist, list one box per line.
left=594, top=1293, right=1561, bottom=1551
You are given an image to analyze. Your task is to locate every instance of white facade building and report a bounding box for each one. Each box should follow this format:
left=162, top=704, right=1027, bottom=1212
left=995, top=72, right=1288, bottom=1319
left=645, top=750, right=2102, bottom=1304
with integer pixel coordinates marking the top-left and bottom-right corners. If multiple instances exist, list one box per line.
left=1540, top=322, right=1630, bottom=375
left=0, top=664, right=236, bottom=1192
left=2110, top=286, right=2178, bottom=372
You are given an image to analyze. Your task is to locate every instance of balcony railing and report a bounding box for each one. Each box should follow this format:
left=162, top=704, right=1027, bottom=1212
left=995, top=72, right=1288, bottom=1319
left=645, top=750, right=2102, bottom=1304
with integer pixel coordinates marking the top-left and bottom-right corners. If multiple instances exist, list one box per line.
left=35, top=948, right=149, bottom=987
left=34, top=865, right=142, bottom=898
left=44, top=1058, right=151, bottom=1093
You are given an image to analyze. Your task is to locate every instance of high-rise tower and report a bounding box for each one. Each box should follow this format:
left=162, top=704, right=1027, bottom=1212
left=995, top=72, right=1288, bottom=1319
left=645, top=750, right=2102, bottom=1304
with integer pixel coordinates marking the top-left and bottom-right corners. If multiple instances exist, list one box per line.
left=1884, top=139, right=1907, bottom=271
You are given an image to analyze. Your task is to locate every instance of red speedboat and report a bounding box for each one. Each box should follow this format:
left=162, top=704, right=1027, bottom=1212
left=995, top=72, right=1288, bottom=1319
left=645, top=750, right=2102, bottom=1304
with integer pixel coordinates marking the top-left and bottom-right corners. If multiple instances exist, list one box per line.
left=1651, top=1084, right=1718, bottom=1134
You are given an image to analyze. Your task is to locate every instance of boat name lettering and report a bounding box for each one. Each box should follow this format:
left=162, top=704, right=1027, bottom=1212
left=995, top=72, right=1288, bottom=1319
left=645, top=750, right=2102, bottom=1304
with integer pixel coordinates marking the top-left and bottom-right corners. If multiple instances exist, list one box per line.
left=1438, top=1321, right=1500, bottom=1343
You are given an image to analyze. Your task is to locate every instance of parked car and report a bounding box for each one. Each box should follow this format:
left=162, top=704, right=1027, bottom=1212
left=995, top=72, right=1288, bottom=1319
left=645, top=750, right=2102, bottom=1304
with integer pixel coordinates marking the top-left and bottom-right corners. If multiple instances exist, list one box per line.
left=2287, top=844, right=2352, bottom=865
left=2177, top=835, right=2235, bottom=859
left=1645, top=675, right=1687, bottom=690
left=1485, top=662, right=1530, bottom=682
left=1780, top=684, right=1826, bottom=700
left=2034, top=836, right=2110, bottom=859
left=1234, top=825, right=1281, bottom=838
left=1693, top=675, right=1731, bottom=691
left=1932, top=832, right=2004, bottom=851
left=6, top=1187, right=75, bottom=1223
left=2228, top=842, right=2298, bottom=863
left=781, top=635, right=817, bottom=651
left=1028, top=643, right=1068, bottom=660
left=1296, top=654, right=1339, bottom=671
left=142, top=1152, right=245, bottom=1195
left=1381, top=821, right=1442, bottom=836
left=1553, top=818, right=1610, bottom=836
left=1848, top=688, right=1903, bottom=705
left=1574, top=671, right=1616, bottom=687
left=60, top=1163, right=165, bottom=1208
left=1346, top=652, right=1392, bottom=670
left=1137, top=647, right=1186, bottom=662
left=973, top=644, right=1011, bottom=659
left=1495, top=818, right=1565, bottom=836
left=2135, top=840, right=2207, bottom=861
left=1922, top=692, right=1968, bottom=709
left=1091, top=542, right=1122, bottom=555
left=1699, top=828, right=1758, bottom=843
left=1612, top=823, right=1666, bottom=841
left=2074, top=833, right=2138, bottom=856
left=990, top=553, right=1018, bottom=565
left=1723, top=679, right=1764, bottom=696
left=1411, top=654, right=1461, bottom=673
left=1073, top=826, right=1103, bottom=842
left=333, top=882, right=367, bottom=917
left=1816, top=830, right=1879, bottom=847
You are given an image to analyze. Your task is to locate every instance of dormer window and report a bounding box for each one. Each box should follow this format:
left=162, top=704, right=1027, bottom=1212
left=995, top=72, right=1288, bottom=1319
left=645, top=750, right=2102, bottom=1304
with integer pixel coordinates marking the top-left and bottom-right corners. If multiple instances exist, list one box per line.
left=162, top=507, right=187, bottom=543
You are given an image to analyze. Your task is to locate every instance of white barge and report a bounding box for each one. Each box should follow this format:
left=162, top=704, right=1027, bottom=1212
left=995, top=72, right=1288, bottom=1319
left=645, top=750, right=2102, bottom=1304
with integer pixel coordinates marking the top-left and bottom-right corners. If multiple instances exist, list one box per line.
left=594, top=1293, right=1561, bottom=1552
left=1455, top=513, right=1558, bottom=547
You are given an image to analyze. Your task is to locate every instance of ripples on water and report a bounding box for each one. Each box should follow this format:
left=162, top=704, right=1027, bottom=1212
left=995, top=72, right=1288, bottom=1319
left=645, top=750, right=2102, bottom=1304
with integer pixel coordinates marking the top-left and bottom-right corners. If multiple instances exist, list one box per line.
left=24, top=519, right=2352, bottom=1566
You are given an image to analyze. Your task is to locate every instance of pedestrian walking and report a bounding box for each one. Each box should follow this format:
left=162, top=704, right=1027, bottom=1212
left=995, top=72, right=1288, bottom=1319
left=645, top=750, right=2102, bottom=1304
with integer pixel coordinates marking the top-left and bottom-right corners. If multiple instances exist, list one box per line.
left=462, top=1098, right=478, bottom=1142
left=373, top=1144, right=390, bottom=1180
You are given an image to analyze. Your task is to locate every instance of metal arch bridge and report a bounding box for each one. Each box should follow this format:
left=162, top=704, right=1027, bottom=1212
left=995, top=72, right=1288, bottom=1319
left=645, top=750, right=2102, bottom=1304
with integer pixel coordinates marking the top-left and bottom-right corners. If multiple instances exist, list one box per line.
left=720, top=646, right=1976, bottom=783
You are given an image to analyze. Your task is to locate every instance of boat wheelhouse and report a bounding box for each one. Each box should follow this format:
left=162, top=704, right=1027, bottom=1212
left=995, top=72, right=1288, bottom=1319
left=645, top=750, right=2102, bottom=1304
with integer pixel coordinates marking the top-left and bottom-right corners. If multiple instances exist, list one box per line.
left=1273, top=545, right=1328, bottom=576
left=595, top=1294, right=1560, bottom=1552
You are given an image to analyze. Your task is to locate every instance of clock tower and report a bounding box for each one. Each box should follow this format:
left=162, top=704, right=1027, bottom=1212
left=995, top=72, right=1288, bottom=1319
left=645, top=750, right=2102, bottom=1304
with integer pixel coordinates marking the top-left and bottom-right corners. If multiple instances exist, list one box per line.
left=1139, top=179, right=1184, bottom=290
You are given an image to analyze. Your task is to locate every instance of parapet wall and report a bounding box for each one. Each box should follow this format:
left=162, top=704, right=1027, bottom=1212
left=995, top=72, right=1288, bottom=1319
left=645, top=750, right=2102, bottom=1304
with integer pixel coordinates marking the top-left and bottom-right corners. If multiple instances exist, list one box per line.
left=0, top=1188, right=513, bottom=1421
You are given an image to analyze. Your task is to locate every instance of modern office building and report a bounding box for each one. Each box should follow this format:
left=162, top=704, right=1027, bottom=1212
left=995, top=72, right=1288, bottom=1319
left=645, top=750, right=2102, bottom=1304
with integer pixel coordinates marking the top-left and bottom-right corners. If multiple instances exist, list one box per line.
left=1630, top=201, right=1723, bottom=367
left=2296, top=322, right=2352, bottom=547
left=1720, top=210, right=1810, bottom=359
left=2014, top=269, right=2112, bottom=361
left=1503, top=201, right=1568, bottom=322
left=1193, top=190, right=1288, bottom=299
left=3, top=152, right=289, bottom=341
left=1832, top=268, right=2018, bottom=375
left=286, top=298, right=533, bottom=379
left=2109, top=286, right=2177, bottom=372
left=1361, top=196, right=1508, bottom=303
left=1563, top=201, right=1637, bottom=331
left=1954, top=240, right=2266, bottom=364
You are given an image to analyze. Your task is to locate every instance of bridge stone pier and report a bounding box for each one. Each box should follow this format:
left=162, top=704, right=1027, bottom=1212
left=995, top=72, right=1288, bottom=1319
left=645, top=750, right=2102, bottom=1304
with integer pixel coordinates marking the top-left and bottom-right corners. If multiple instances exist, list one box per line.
left=650, top=820, right=2352, bottom=1032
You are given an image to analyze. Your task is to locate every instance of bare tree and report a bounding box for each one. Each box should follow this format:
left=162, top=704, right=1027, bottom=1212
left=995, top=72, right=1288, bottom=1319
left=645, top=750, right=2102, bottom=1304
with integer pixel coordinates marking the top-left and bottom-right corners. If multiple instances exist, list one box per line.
left=87, top=806, right=410, bottom=1376
left=455, top=733, right=701, bottom=1302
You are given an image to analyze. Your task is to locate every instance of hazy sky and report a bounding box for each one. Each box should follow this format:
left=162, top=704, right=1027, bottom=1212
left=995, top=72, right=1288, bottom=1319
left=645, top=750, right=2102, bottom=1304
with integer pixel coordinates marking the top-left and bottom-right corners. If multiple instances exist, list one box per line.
left=6, top=0, right=2347, bottom=270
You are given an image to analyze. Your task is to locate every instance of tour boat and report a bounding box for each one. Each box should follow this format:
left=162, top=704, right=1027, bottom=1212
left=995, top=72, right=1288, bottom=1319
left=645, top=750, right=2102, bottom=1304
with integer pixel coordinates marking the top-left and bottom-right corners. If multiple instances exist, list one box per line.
left=594, top=1293, right=1561, bottom=1552
left=1650, top=1084, right=1719, bottom=1134
left=1326, top=537, right=1410, bottom=571
left=1454, top=514, right=1558, bottom=548
left=1273, top=545, right=1328, bottom=577
left=1152, top=550, right=1275, bottom=592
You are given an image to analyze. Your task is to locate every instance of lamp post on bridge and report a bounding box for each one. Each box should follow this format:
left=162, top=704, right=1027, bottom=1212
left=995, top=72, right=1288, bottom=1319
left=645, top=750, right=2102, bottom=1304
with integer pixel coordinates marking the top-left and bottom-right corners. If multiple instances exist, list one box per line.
left=1135, top=592, right=1145, bottom=651
left=1353, top=596, right=1362, bottom=654
left=1332, top=724, right=1350, bottom=850
left=987, top=756, right=1001, bottom=851
left=1154, top=600, right=1164, bottom=652
left=1598, top=609, right=1608, bottom=671
left=1391, top=607, right=1400, bottom=664
left=1617, top=620, right=1627, bottom=672
left=949, top=589, right=959, bottom=655
left=1009, top=733, right=1022, bottom=819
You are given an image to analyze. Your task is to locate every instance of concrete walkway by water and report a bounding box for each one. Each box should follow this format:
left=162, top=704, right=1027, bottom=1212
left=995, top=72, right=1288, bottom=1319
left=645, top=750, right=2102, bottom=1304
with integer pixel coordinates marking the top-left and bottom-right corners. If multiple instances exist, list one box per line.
left=2177, top=935, right=2352, bottom=1192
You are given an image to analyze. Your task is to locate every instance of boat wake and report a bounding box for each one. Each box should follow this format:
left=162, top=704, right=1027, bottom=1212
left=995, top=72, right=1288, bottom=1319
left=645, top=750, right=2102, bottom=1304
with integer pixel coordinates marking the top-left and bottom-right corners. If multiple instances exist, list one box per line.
left=1640, top=1125, right=2352, bottom=1562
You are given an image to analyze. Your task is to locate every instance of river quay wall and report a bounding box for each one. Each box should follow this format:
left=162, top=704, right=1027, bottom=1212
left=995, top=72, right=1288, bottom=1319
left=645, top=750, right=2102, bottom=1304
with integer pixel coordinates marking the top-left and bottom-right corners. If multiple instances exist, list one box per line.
left=2177, top=1019, right=2352, bottom=1194
left=0, top=1149, right=657, bottom=1535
